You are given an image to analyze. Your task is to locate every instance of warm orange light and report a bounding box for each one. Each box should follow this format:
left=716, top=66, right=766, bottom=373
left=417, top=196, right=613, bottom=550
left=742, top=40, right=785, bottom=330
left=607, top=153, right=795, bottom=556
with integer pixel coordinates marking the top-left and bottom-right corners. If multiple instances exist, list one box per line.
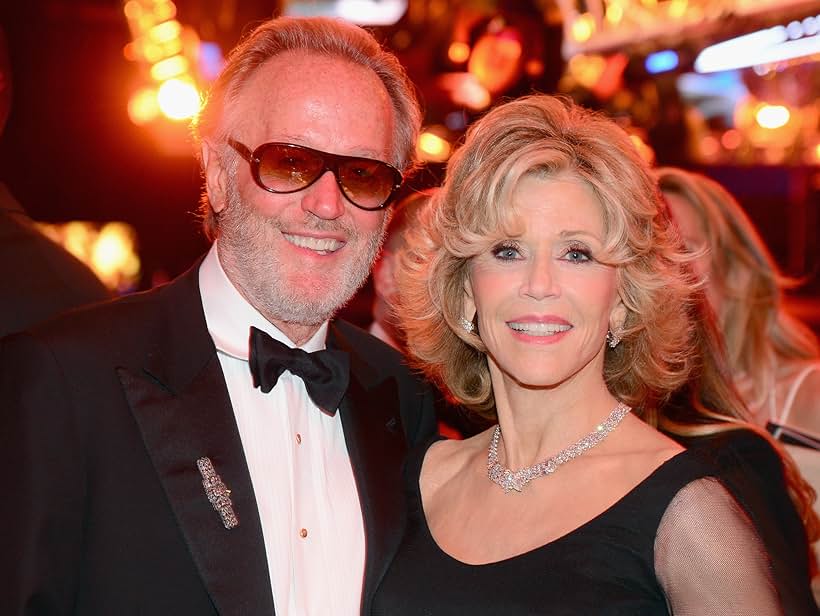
left=525, top=59, right=544, bottom=77
left=39, top=220, right=141, bottom=292
left=755, top=104, right=790, bottom=129
left=629, top=133, right=655, bottom=165
left=150, top=55, right=188, bottom=81
left=605, top=3, right=623, bottom=24
left=148, top=20, right=181, bottom=44
left=668, top=0, right=688, bottom=18
left=448, top=41, right=470, bottom=64
left=64, top=222, right=94, bottom=261
left=571, top=13, right=596, bottom=43
left=568, top=54, right=606, bottom=89
left=123, top=42, right=137, bottom=61
left=141, top=41, right=165, bottom=63
left=92, top=223, right=139, bottom=279
left=720, top=129, right=742, bottom=150
left=441, top=72, right=492, bottom=111
left=417, top=131, right=452, bottom=163
left=468, top=32, right=523, bottom=94
left=156, top=78, right=200, bottom=120
left=806, top=143, right=820, bottom=165
left=123, top=0, right=142, bottom=20
left=699, top=135, right=721, bottom=160
left=153, top=0, right=177, bottom=22
left=127, top=87, right=159, bottom=125
left=137, top=13, right=158, bottom=32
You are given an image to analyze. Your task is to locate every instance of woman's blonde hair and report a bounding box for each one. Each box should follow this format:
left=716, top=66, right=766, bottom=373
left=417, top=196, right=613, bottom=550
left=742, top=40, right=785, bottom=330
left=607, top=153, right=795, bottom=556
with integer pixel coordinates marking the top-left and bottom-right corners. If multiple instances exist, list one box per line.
left=398, top=95, right=698, bottom=420
left=399, top=95, right=819, bottom=544
left=656, top=166, right=820, bottom=543
left=656, top=167, right=820, bottom=400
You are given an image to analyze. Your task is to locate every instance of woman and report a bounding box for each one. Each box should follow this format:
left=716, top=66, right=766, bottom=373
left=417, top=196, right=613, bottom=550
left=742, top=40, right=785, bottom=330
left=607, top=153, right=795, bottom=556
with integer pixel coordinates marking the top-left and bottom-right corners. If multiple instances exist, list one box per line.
left=656, top=167, right=820, bottom=441
left=371, top=95, right=810, bottom=614
left=657, top=166, right=820, bottom=605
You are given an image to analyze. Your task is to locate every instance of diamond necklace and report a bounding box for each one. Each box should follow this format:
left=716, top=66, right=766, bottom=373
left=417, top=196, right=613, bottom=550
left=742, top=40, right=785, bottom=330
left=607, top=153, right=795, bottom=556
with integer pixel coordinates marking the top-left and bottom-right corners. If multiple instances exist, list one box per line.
left=487, top=402, right=632, bottom=493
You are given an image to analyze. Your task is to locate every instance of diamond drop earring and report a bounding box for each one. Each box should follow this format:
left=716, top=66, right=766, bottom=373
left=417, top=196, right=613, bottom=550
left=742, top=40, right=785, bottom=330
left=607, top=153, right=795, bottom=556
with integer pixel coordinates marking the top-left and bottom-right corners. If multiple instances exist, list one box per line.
left=459, top=317, right=475, bottom=333
left=606, top=329, right=621, bottom=348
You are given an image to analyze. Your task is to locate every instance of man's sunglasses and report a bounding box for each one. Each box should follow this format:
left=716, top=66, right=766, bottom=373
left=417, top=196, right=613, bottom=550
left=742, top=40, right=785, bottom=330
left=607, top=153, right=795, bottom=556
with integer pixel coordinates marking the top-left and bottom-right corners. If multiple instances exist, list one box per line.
left=228, top=138, right=403, bottom=211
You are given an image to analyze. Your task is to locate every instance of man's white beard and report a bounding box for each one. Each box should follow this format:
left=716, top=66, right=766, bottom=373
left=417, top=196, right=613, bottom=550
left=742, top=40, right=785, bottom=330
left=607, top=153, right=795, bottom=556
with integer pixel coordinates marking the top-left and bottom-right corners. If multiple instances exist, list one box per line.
left=216, top=179, right=386, bottom=326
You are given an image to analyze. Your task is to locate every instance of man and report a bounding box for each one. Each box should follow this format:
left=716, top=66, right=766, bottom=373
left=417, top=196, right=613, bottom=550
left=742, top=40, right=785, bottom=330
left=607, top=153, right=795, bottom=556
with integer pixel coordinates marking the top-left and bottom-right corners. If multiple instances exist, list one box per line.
left=0, top=23, right=110, bottom=337
left=0, top=16, right=435, bottom=615
left=369, top=188, right=489, bottom=441
left=369, top=189, right=433, bottom=351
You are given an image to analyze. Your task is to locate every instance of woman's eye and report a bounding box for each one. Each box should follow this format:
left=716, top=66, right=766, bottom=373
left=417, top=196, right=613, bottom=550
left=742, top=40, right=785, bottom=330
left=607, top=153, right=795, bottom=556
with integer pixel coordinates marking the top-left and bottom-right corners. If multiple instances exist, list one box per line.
left=492, top=244, right=520, bottom=260
left=563, top=247, right=591, bottom=262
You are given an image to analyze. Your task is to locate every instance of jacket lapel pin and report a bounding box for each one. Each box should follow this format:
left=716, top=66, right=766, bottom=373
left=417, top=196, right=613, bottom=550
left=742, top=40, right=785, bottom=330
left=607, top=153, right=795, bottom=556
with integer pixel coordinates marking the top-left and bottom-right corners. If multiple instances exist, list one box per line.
left=196, top=457, right=239, bottom=529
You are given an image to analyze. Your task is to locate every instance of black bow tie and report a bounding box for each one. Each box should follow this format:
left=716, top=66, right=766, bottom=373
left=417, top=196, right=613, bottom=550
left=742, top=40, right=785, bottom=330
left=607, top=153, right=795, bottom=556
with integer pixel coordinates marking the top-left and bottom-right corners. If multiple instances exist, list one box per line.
left=248, top=326, right=350, bottom=414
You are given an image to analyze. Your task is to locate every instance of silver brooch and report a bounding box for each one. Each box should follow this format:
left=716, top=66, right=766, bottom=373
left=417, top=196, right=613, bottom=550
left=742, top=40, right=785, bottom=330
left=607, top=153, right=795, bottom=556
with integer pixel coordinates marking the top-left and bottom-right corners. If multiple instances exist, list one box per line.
left=197, top=457, right=239, bottom=529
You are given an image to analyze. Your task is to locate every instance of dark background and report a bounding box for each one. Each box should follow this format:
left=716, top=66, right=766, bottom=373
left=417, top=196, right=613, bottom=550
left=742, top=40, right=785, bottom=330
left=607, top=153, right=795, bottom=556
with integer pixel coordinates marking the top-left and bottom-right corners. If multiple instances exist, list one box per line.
left=1, top=1, right=818, bottom=329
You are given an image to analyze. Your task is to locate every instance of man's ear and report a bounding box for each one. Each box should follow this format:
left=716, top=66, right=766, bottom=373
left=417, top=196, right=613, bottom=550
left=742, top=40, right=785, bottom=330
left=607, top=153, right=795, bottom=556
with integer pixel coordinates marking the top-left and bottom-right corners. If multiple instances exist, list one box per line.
left=373, top=252, right=397, bottom=301
left=201, top=140, right=228, bottom=214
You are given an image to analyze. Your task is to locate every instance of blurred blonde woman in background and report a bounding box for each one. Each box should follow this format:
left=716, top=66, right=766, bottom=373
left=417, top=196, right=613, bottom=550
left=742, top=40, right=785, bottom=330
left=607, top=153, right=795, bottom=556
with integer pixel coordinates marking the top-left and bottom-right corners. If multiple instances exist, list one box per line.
left=657, top=165, right=820, bottom=604
left=656, top=167, right=820, bottom=438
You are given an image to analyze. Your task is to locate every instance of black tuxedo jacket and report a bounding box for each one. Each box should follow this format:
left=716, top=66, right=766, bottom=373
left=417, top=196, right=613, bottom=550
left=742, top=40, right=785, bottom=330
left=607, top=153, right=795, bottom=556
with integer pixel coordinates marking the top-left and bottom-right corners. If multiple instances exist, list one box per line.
left=0, top=261, right=436, bottom=615
left=0, top=183, right=110, bottom=338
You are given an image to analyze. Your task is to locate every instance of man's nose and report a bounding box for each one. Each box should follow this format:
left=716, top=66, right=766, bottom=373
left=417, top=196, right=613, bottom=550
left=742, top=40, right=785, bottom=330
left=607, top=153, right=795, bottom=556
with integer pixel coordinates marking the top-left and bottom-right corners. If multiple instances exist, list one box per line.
left=301, top=170, right=346, bottom=220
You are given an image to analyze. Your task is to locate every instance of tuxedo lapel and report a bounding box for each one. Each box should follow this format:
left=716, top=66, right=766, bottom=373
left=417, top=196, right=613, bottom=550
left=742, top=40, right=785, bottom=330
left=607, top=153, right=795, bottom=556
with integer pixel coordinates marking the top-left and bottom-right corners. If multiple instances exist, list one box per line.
left=118, top=265, right=274, bottom=616
left=329, top=324, right=409, bottom=610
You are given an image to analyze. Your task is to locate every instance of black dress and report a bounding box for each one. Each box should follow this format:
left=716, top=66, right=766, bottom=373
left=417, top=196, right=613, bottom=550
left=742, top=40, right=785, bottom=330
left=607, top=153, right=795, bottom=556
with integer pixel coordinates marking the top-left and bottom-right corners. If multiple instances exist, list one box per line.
left=372, top=436, right=788, bottom=615
left=673, top=429, right=819, bottom=615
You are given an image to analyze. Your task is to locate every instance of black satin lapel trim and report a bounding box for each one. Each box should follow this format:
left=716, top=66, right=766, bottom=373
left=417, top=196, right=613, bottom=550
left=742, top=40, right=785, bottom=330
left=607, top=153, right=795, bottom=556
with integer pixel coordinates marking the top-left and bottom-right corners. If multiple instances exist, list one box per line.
left=119, top=358, right=275, bottom=616
left=339, top=375, right=408, bottom=613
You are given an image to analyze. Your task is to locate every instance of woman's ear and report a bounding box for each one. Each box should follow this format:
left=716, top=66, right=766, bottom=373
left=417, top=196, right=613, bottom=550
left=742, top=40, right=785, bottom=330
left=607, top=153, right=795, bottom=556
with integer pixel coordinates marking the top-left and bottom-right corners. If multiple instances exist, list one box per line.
left=463, top=274, right=476, bottom=322
left=609, top=294, right=627, bottom=334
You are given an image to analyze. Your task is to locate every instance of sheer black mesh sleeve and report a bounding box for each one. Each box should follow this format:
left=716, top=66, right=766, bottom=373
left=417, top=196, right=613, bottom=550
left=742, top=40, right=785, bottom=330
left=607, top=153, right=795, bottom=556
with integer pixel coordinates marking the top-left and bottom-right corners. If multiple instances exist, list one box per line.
left=655, top=477, right=783, bottom=615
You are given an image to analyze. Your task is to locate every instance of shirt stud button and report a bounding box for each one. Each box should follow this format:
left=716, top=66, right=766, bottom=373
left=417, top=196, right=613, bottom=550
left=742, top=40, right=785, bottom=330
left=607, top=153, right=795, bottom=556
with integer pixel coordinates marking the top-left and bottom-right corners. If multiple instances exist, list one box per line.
left=299, top=528, right=308, bottom=538
left=296, top=433, right=302, bottom=444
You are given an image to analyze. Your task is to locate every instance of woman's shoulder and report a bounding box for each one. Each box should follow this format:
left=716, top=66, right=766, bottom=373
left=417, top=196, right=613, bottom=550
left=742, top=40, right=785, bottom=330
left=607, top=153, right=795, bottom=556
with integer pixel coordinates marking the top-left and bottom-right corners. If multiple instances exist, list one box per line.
left=777, top=360, right=820, bottom=437
left=672, top=427, right=782, bottom=477
left=403, top=429, right=492, bottom=493
left=420, top=430, right=491, bottom=491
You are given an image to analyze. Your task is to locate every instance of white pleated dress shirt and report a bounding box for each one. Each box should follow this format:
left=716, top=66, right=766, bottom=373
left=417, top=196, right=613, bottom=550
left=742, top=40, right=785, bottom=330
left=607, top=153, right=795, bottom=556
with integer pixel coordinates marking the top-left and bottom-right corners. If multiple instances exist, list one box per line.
left=199, top=243, right=366, bottom=615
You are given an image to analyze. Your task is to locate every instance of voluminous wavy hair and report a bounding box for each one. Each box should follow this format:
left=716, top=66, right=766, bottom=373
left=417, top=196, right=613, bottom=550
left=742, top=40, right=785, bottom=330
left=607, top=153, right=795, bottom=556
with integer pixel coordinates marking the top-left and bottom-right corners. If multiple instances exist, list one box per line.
left=192, top=15, right=423, bottom=239
left=399, top=95, right=820, bottom=543
left=398, top=95, right=697, bottom=420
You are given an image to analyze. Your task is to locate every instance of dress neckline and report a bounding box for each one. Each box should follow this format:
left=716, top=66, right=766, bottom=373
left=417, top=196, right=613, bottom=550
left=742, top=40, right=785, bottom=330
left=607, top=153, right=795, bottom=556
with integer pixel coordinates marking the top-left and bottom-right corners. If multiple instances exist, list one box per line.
left=414, top=440, right=693, bottom=568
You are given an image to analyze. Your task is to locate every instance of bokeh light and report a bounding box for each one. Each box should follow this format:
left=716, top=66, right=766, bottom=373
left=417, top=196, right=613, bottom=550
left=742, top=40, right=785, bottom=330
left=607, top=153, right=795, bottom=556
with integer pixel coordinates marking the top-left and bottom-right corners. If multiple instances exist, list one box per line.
left=156, top=78, right=201, bottom=120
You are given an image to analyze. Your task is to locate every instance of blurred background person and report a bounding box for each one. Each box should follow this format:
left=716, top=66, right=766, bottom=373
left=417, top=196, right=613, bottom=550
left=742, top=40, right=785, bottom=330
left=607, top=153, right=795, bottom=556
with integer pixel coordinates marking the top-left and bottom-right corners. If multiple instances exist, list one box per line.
left=0, top=23, right=110, bottom=338
left=657, top=168, right=820, bottom=471
left=370, top=188, right=489, bottom=439
left=370, top=189, right=435, bottom=351
left=658, top=166, right=820, bottom=601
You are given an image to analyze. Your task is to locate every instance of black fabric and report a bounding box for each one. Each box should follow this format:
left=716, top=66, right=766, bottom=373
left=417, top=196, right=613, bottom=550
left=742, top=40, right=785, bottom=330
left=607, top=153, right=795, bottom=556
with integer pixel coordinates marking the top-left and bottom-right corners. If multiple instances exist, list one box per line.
left=371, top=436, right=814, bottom=616
left=672, top=429, right=819, bottom=615
left=372, top=439, right=723, bottom=616
left=0, top=261, right=438, bottom=616
left=249, top=325, right=350, bottom=412
left=0, top=183, right=111, bottom=338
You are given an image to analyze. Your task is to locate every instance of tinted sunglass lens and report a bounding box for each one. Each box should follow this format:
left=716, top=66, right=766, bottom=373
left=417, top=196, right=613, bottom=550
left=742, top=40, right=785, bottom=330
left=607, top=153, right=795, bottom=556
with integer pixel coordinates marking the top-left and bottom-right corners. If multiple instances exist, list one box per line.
left=339, top=161, right=397, bottom=209
left=257, top=145, right=324, bottom=192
